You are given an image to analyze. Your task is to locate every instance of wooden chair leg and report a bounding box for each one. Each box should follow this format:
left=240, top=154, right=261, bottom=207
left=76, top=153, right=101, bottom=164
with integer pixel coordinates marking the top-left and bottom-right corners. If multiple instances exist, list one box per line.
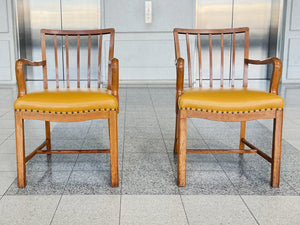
left=45, top=121, right=51, bottom=150
left=109, top=111, right=119, bottom=187
left=177, top=110, right=187, bottom=187
left=271, top=110, right=283, bottom=187
left=15, top=112, right=26, bottom=187
left=239, top=121, right=246, bottom=150
left=174, top=112, right=179, bottom=154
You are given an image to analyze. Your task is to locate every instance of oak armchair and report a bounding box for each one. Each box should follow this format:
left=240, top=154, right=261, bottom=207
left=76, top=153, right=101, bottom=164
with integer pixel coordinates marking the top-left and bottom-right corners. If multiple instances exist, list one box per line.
left=173, top=27, right=284, bottom=187
left=14, top=29, right=119, bottom=187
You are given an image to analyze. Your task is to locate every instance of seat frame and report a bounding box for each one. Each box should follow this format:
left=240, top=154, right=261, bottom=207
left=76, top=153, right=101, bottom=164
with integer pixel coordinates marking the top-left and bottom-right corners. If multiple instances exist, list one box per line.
left=173, top=27, right=283, bottom=187
left=14, top=29, right=119, bottom=187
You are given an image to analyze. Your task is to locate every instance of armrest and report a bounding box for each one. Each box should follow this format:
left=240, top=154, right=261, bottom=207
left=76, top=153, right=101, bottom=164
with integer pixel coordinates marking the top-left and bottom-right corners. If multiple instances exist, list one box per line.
left=176, top=58, right=184, bottom=112
left=111, top=58, right=119, bottom=111
left=245, top=57, right=282, bottom=95
left=15, top=59, right=46, bottom=98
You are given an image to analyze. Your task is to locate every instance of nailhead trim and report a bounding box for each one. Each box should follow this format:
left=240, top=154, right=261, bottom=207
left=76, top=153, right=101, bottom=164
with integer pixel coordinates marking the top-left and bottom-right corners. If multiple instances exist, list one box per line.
left=14, top=108, right=117, bottom=114
left=179, top=107, right=283, bottom=114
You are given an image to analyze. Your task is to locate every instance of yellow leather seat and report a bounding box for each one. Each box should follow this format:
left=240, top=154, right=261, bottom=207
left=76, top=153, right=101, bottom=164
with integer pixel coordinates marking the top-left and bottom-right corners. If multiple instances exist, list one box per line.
left=178, top=88, right=284, bottom=114
left=14, top=88, right=118, bottom=114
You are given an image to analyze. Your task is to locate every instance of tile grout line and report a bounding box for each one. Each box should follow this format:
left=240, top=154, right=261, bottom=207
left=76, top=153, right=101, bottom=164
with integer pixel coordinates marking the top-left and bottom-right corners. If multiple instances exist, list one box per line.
left=239, top=195, right=261, bottom=225
left=49, top=121, right=86, bottom=225
left=147, top=87, right=179, bottom=181
left=147, top=86, right=192, bottom=223
left=119, top=87, right=128, bottom=225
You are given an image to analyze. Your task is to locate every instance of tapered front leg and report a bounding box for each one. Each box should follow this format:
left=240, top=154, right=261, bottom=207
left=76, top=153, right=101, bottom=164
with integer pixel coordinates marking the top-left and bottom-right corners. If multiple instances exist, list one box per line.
left=15, top=112, right=26, bottom=187
left=174, top=112, right=179, bottom=154
left=271, top=110, right=283, bottom=187
left=177, top=110, right=187, bottom=187
left=109, top=111, right=119, bottom=187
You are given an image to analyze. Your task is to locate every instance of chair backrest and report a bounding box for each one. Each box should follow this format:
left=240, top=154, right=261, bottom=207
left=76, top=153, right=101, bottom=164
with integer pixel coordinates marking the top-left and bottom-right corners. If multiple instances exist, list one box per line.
left=174, top=27, right=249, bottom=88
left=40, top=29, right=115, bottom=90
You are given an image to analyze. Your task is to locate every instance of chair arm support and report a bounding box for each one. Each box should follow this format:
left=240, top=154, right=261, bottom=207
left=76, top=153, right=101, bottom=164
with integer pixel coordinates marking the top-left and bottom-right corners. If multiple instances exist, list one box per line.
left=176, top=58, right=184, bottom=112
left=245, top=57, right=282, bottom=95
left=111, top=58, right=119, bottom=107
left=15, top=59, right=46, bottom=98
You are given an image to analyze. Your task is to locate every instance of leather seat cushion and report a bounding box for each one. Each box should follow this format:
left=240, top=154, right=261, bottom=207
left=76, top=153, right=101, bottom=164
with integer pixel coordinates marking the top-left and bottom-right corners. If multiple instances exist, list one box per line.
left=14, top=88, right=118, bottom=113
left=178, top=88, right=284, bottom=113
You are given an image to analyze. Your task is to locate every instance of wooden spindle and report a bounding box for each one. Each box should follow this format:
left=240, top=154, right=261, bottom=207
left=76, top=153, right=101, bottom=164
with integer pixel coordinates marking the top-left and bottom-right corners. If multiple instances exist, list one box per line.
left=98, top=34, right=102, bottom=88
left=54, top=34, right=59, bottom=88
left=243, top=30, right=249, bottom=88
left=220, top=33, right=224, bottom=87
left=77, top=35, right=80, bottom=88
left=87, top=34, right=91, bottom=88
left=65, top=35, right=69, bottom=88
left=41, top=33, right=48, bottom=89
left=186, top=33, right=192, bottom=88
left=197, top=34, right=202, bottom=87
left=232, top=32, right=236, bottom=87
left=209, top=34, right=213, bottom=87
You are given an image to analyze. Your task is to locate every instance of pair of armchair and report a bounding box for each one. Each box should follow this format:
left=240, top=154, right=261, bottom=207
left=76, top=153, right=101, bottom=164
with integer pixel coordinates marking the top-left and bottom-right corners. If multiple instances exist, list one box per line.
left=14, top=27, right=284, bottom=188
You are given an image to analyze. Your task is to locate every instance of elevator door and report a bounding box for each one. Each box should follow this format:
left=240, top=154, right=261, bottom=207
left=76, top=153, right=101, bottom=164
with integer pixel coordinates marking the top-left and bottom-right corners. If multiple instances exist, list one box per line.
left=19, top=0, right=101, bottom=81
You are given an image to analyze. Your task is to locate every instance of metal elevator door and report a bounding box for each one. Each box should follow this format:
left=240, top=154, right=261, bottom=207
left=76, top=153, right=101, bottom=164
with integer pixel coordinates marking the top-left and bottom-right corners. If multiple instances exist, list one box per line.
left=17, top=0, right=101, bottom=81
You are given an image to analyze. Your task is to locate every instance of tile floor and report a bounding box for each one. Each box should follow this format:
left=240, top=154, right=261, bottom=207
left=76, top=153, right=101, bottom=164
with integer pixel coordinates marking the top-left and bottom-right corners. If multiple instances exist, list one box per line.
left=0, top=82, right=300, bottom=224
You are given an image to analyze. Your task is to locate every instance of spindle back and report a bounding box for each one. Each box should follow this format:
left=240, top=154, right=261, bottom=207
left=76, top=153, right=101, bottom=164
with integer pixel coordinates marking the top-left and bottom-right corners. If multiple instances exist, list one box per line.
left=174, top=27, right=249, bottom=88
left=40, top=29, right=115, bottom=90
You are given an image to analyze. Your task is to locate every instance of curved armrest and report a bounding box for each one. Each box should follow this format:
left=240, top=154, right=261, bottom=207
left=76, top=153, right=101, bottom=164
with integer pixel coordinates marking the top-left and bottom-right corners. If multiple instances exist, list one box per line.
left=176, top=58, right=184, bottom=112
left=111, top=58, right=119, bottom=111
left=15, top=59, right=46, bottom=98
left=245, top=57, right=282, bottom=95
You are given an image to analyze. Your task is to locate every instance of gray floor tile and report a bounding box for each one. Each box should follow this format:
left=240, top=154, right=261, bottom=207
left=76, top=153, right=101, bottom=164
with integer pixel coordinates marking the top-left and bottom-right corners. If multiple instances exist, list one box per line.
left=86, top=126, right=124, bottom=140
left=120, top=195, right=188, bottom=225
left=215, top=153, right=271, bottom=171
left=26, top=154, right=78, bottom=172
left=179, top=170, right=238, bottom=195
left=242, top=196, right=300, bottom=225
left=197, top=127, right=240, bottom=140
left=123, top=153, right=172, bottom=171
left=6, top=171, right=71, bottom=195
left=51, top=139, right=84, bottom=150
left=226, top=170, right=298, bottom=195
left=122, top=169, right=179, bottom=195
left=281, top=171, right=300, bottom=194
left=0, top=172, right=16, bottom=195
left=169, top=153, right=222, bottom=172
left=182, top=195, right=258, bottom=225
left=0, top=195, right=61, bottom=225
left=0, top=154, right=16, bottom=172
left=64, top=170, right=121, bottom=195
left=124, top=137, right=166, bottom=153
left=52, top=127, right=89, bottom=140
left=125, top=126, right=162, bottom=139
left=164, top=138, right=208, bottom=152
left=52, top=195, right=120, bottom=225
left=73, top=153, right=112, bottom=171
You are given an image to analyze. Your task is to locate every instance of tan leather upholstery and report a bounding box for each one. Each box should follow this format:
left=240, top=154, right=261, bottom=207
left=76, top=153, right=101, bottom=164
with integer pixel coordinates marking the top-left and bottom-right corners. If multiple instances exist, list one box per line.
left=179, top=88, right=284, bottom=113
left=14, top=88, right=118, bottom=113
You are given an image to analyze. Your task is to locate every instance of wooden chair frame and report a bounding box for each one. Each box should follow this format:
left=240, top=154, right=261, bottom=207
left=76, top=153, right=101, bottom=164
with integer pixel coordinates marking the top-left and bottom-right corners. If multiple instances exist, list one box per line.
left=173, top=27, right=283, bottom=187
left=15, top=29, right=119, bottom=187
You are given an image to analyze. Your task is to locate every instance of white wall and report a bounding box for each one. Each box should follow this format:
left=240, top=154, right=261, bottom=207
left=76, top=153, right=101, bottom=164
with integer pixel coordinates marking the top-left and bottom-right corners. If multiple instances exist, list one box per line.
left=281, top=0, right=300, bottom=83
left=0, top=0, right=17, bottom=83
left=103, top=0, right=195, bottom=82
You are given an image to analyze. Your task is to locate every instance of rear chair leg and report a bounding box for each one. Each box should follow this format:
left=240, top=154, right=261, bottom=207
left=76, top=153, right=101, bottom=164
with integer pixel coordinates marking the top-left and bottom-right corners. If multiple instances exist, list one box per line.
left=45, top=121, right=51, bottom=150
left=15, top=112, right=26, bottom=187
left=271, top=110, right=283, bottom=187
left=239, top=121, right=246, bottom=150
left=109, top=111, right=119, bottom=187
left=178, top=110, right=187, bottom=186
